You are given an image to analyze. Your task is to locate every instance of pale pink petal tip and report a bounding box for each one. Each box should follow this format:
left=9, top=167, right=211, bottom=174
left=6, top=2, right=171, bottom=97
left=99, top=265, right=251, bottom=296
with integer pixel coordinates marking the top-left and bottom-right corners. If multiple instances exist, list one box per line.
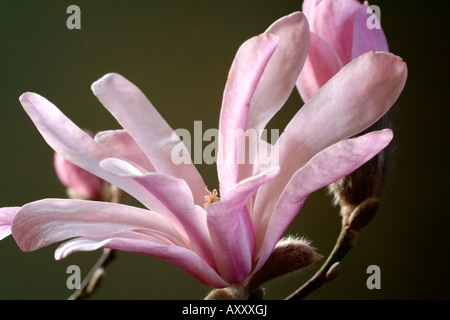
left=0, top=207, right=20, bottom=241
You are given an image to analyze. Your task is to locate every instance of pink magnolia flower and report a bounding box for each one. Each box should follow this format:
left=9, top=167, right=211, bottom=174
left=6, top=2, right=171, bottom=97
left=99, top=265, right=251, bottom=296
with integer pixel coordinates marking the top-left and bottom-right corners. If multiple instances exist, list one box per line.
left=0, top=12, right=407, bottom=288
left=54, top=131, right=105, bottom=201
left=298, top=0, right=389, bottom=102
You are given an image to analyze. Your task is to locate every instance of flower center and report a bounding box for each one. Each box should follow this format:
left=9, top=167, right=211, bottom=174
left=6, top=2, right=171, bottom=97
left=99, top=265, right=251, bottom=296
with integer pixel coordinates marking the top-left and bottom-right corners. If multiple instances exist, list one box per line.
left=204, top=186, right=220, bottom=209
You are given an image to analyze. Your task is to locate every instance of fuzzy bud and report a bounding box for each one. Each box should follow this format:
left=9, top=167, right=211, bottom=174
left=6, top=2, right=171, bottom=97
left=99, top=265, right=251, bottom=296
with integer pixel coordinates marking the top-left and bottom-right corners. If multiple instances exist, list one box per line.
left=329, top=110, right=393, bottom=225
left=204, top=287, right=244, bottom=300
left=205, top=237, right=322, bottom=300
left=347, top=197, right=380, bottom=232
left=246, top=236, right=322, bottom=295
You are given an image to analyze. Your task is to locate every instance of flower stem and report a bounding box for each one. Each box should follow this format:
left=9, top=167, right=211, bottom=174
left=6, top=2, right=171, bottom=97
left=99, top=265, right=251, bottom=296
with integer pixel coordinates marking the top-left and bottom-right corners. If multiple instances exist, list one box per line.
left=67, top=248, right=116, bottom=300
left=285, top=226, right=359, bottom=300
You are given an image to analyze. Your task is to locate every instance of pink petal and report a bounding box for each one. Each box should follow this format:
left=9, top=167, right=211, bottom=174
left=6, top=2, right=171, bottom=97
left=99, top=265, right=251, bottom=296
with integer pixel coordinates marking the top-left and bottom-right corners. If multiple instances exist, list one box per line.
left=217, top=33, right=278, bottom=195
left=206, top=166, right=279, bottom=284
left=100, top=157, right=214, bottom=268
left=307, top=0, right=361, bottom=65
left=0, top=207, right=20, bottom=241
left=55, top=232, right=229, bottom=288
left=253, top=51, right=407, bottom=237
left=248, top=12, right=309, bottom=132
left=351, top=1, right=389, bottom=59
left=11, top=198, right=184, bottom=252
left=54, top=152, right=104, bottom=200
left=301, top=0, right=315, bottom=19
left=19, top=93, right=161, bottom=212
left=91, top=73, right=207, bottom=207
left=252, top=139, right=274, bottom=175
left=94, top=130, right=155, bottom=172
left=296, top=32, right=343, bottom=102
left=255, top=130, right=393, bottom=270
left=239, top=12, right=309, bottom=183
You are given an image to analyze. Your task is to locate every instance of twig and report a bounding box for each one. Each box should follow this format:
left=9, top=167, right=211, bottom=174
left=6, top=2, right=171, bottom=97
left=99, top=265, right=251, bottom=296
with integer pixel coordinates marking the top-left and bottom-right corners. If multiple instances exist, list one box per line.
left=67, top=248, right=116, bottom=300
left=285, top=226, right=358, bottom=300
left=285, top=197, right=379, bottom=300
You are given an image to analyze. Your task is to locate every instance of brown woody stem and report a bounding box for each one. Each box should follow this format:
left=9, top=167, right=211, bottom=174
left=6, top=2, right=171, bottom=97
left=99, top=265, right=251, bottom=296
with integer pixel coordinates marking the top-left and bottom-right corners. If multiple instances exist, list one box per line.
left=67, top=248, right=116, bottom=300
left=285, top=226, right=359, bottom=300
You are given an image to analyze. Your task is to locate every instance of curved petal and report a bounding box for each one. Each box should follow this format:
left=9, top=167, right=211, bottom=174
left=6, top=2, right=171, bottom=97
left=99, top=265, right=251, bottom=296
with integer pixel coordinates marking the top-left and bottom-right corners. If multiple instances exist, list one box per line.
left=307, top=0, right=361, bottom=64
left=91, top=73, right=206, bottom=206
left=206, top=166, right=279, bottom=284
left=254, top=130, right=393, bottom=271
left=253, top=51, right=407, bottom=234
left=217, top=33, right=279, bottom=195
left=18, top=93, right=165, bottom=213
left=100, top=157, right=214, bottom=268
left=248, top=11, right=309, bottom=133
left=55, top=231, right=229, bottom=288
left=296, top=32, right=343, bottom=102
left=301, top=0, right=315, bottom=19
left=240, top=12, right=309, bottom=183
left=351, top=1, right=389, bottom=59
left=0, top=207, right=20, bottom=241
left=252, top=139, right=274, bottom=175
left=11, top=198, right=184, bottom=252
left=95, top=130, right=155, bottom=172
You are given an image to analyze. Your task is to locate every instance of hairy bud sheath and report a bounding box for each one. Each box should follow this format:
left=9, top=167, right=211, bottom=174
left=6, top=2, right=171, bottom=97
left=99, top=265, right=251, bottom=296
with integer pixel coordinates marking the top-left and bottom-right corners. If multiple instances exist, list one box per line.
left=329, top=110, right=394, bottom=226
left=205, top=236, right=322, bottom=300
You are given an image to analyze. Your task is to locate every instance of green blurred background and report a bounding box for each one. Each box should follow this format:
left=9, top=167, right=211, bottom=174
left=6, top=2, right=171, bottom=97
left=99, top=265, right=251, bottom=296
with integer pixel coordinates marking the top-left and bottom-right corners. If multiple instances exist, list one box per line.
left=0, top=0, right=448, bottom=300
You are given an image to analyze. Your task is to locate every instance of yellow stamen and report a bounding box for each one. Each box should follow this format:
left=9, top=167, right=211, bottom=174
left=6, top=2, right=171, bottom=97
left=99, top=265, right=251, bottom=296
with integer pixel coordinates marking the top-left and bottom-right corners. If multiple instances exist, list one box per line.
left=204, top=186, right=220, bottom=209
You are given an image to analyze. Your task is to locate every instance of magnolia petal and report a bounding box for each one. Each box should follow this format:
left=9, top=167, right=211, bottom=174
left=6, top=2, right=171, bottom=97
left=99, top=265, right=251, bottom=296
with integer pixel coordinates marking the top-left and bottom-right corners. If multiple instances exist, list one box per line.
left=0, top=207, right=20, bottom=241
left=239, top=12, right=309, bottom=183
left=301, top=0, right=315, bottom=19
left=296, top=32, right=343, bottom=102
left=352, top=1, right=389, bottom=60
left=95, top=130, right=155, bottom=172
left=206, top=166, right=279, bottom=284
left=55, top=231, right=229, bottom=288
left=100, top=157, right=214, bottom=267
left=252, top=139, right=275, bottom=175
left=254, top=130, right=393, bottom=270
left=11, top=198, right=184, bottom=252
left=217, top=33, right=278, bottom=195
left=248, top=11, right=309, bottom=133
left=307, top=0, right=361, bottom=64
left=91, top=73, right=206, bottom=206
left=55, top=231, right=173, bottom=260
left=253, top=51, right=407, bottom=233
left=18, top=93, right=161, bottom=212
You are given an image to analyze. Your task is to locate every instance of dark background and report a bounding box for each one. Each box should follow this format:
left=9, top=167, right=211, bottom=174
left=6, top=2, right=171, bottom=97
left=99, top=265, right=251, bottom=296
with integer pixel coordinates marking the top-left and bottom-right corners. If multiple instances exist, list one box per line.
left=0, top=0, right=448, bottom=299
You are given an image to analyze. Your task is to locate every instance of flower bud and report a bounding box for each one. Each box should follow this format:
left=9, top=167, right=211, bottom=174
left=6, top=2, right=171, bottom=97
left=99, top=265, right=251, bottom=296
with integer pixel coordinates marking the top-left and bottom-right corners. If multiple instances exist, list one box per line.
left=54, top=131, right=105, bottom=201
left=245, top=236, right=322, bottom=295
left=205, top=237, right=322, bottom=300
left=204, top=287, right=242, bottom=300
left=347, top=197, right=380, bottom=233
left=329, top=111, right=393, bottom=225
left=325, top=262, right=340, bottom=282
